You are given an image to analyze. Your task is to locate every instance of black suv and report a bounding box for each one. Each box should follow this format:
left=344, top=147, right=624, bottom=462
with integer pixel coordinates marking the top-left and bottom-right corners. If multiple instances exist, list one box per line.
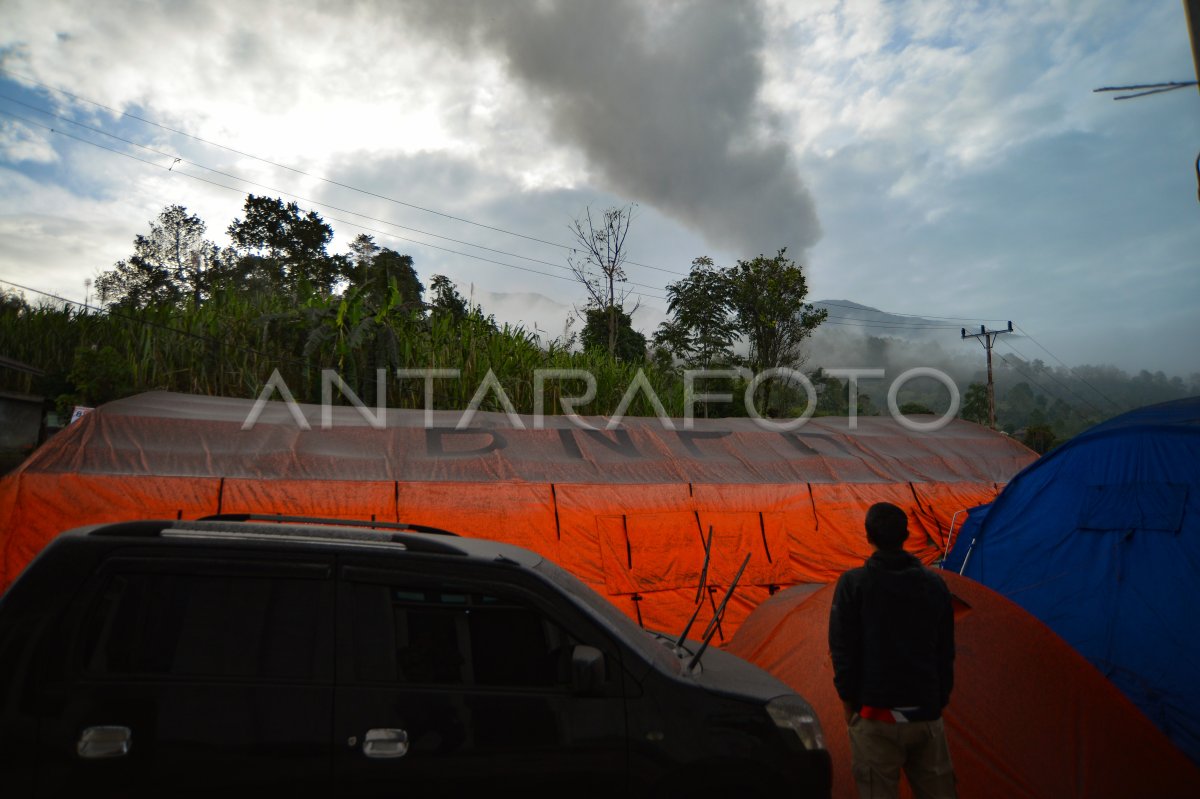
left=0, top=517, right=831, bottom=797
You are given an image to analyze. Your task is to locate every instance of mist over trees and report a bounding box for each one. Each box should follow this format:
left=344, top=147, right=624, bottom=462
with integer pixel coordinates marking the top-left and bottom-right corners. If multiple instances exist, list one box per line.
left=2, top=197, right=1194, bottom=452
left=802, top=326, right=1200, bottom=452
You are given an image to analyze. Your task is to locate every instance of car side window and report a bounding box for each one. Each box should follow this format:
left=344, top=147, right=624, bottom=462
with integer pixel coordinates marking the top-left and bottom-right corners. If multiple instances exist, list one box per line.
left=349, top=581, right=579, bottom=688
left=81, top=567, right=332, bottom=681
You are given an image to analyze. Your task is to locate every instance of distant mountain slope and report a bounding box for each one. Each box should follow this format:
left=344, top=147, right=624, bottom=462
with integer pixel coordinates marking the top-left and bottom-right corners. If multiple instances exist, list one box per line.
left=469, top=288, right=986, bottom=381
left=812, top=299, right=972, bottom=342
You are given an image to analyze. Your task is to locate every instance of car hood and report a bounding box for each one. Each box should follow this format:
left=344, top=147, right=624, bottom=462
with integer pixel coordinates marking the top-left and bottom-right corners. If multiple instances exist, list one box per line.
left=670, top=639, right=796, bottom=704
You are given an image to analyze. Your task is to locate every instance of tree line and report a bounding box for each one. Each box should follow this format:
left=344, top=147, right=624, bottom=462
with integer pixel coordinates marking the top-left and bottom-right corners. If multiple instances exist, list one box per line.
left=1, top=197, right=829, bottom=424
left=4, top=196, right=1188, bottom=452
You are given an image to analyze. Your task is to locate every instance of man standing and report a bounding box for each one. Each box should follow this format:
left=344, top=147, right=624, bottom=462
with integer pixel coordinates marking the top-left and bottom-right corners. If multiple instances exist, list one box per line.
left=828, top=502, right=956, bottom=799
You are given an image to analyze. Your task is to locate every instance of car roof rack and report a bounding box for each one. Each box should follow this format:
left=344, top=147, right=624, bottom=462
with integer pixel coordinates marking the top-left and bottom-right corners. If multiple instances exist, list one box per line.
left=84, top=518, right=465, bottom=556
left=198, top=513, right=458, bottom=536
left=166, top=520, right=466, bottom=555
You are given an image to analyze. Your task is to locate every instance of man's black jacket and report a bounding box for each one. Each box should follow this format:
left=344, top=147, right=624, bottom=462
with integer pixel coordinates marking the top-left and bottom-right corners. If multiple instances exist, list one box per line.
left=828, top=549, right=955, bottom=721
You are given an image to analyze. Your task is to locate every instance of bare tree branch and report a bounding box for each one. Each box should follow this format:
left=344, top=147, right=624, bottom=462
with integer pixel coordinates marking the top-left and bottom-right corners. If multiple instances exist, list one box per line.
left=568, top=204, right=636, bottom=357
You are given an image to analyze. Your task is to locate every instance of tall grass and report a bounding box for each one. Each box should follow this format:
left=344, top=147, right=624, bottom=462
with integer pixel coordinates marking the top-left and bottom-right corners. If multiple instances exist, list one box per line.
left=0, top=294, right=688, bottom=417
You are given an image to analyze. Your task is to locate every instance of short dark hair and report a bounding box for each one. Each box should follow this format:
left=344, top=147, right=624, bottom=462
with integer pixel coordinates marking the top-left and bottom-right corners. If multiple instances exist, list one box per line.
left=865, top=502, right=909, bottom=550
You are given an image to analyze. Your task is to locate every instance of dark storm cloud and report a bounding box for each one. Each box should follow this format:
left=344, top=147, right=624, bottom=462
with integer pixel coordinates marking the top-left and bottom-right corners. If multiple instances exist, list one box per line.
left=400, top=0, right=821, bottom=258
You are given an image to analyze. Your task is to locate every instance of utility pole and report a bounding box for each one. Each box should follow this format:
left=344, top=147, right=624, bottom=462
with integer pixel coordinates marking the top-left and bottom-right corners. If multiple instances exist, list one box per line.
left=962, top=322, right=1013, bottom=430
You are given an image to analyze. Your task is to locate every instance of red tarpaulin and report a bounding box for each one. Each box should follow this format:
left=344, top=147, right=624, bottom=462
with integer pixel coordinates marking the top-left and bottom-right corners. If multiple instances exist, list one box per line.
left=0, top=391, right=1031, bottom=642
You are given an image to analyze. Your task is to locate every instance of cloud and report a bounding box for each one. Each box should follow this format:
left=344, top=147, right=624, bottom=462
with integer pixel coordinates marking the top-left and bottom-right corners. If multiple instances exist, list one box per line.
left=0, top=119, right=56, bottom=163
left=0, top=0, right=1196, bottom=377
left=760, top=0, right=1161, bottom=189
left=398, top=0, right=822, bottom=258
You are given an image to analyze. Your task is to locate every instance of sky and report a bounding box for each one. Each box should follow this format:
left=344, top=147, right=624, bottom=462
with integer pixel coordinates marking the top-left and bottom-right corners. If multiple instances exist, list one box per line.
left=0, top=0, right=1197, bottom=377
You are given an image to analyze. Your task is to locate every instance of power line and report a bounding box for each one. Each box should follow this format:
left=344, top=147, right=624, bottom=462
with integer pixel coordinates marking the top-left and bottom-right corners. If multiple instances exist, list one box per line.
left=0, top=92, right=592, bottom=274
left=994, top=343, right=1108, bottom=417
left=994, top=338, right=1115, bottom=418
left=991, top=352, right=1070, bottom=411
left=0, top=100, right=671, bottom=299
left=999, top=337, right=1117, bottom=414
left=0, top=72, right=1041, bottom=328
left=1012, top=324, right=1123, bottom=412
left=1093, top=80, right=1198, bottom=100
left=0, top=68, right=571, bottom=250
left=0, top=277, right=317, bottom=377
left=0, top=106, right=669, bottom=304
left=0, top=66, right=686, bottom=277
left=1, top=105, right=999, bottom=321
left=993, top=350, right=1108, bottom=422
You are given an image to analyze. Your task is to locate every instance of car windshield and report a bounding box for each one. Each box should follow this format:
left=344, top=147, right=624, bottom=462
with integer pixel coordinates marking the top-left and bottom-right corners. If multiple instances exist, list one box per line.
left=531, top=557, right=683, bottom=676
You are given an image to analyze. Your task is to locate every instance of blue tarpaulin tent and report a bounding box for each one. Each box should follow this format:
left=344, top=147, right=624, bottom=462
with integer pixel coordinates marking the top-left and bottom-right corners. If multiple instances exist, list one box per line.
left=945, top=397, right=1200, bottom=765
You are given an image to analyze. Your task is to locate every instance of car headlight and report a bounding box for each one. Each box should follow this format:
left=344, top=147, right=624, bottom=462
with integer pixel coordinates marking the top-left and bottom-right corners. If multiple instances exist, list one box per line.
left=766, top=695, right=826, bottom=751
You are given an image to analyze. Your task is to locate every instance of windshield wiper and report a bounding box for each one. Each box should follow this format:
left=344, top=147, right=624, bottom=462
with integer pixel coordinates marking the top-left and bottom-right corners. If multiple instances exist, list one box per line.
left=687, top=552, right=751, bottom=673
left=674, top=525, right=714, bottom=649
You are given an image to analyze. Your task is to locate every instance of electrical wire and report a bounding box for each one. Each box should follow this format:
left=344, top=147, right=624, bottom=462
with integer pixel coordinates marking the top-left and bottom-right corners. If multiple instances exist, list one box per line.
left=1012, top=324, right=1123, bottom=412
left=0, top=73, right=1029, bottom=330
left=6, top=272, right=1115, bottom=422
left=0, top=66, right=687, bottom=277
left=992, top=352, right=1078, bottom=411
left=0, top=277, right=318, bottom=377
left=0, top=104, right=1001, bottom=323
left=0, top=100, right=673, bottom=298
left=1093, top=81, right=1198, bottom=101
left=994, top=341, right=1111, bottom=418
left=0, top=106, right=670, bottom=304
left=0, top=91, right=587, bottom=273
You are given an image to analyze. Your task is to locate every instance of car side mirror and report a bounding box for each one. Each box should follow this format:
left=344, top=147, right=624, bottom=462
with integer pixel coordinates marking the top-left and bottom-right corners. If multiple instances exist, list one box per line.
left=570, top=644, right=606, bottom=696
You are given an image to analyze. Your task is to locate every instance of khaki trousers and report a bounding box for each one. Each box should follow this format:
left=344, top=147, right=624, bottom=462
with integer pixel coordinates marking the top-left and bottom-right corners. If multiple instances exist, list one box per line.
left=847, top=715, right=956, bottom=799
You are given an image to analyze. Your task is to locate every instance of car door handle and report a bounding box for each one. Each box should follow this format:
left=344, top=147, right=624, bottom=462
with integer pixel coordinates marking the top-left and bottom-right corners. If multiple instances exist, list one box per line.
left=362, top=728, right=409, bottom=759
left=77, top=726, right=132, bottom=759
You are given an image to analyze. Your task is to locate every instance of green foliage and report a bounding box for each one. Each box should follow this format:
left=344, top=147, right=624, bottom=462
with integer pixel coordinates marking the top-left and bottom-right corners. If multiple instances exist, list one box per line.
left=428, top=274, right=470, bottom=323
left=95, top=205, right=224, bottom=309
left=350, top=235, right=424, bottom=310
left=19, top=198, right=1200, bottom=450
left=654, top=256, right=738, bottom=368
left=812, top=371, right=849, bottom=416
left=580, top=306, right=646, bottom=363
left=226, top=195, right=342, bottom=295
left=228, top=195, right=333, bottom=263
left=999, top=382, right=1036, bottom=434
left=1022, top=424, right=1057, bottom=454
left=961, top=382, right=989, bottom=425
left=654, top=250, right=824, bottom=418
left=0, top=287, right=692, bottom=424
left=727, top=249, right=826, bottom=375
left=655, top=249, right=827, bottom=382
left=0, top=290, right=27, bottom=314
left=60, top=344, right=133, bottom=411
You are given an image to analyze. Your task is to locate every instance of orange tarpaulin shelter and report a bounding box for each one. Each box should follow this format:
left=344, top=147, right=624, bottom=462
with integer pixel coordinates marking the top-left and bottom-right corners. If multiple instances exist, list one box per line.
left=728, top=572, right=1200, bottom=798
left=0, top=391, right=1034, bottom=640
